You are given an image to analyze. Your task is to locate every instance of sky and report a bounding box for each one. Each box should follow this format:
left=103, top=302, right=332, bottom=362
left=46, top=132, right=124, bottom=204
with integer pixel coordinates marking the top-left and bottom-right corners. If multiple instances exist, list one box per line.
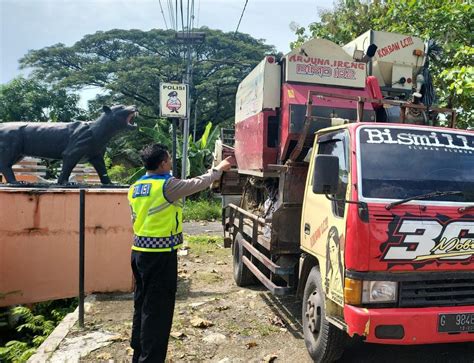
left=0, top=0, right=334, bottom=82
left=0, top=0, right=331, bottom=105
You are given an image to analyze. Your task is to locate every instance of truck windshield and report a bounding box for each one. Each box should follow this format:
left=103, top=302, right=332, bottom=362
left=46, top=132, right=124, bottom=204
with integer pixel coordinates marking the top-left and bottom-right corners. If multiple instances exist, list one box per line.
left=358, top=126, right=474, bottom=202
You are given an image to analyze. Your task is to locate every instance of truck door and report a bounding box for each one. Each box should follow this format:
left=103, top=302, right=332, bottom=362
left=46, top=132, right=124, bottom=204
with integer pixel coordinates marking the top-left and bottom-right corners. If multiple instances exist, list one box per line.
left=301, top=130, right=350, bottom=306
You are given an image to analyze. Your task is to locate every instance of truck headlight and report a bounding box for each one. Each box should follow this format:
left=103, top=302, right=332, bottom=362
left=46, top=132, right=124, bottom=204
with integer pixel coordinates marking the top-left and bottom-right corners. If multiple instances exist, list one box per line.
left=362, top=281, right=398, bottom=303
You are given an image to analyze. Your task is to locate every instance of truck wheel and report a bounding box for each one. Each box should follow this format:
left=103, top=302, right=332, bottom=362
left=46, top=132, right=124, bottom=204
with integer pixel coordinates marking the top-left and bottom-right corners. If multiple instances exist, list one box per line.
left=302, top=266, right=346, bottom=362
left=233, top=233, right=257, bottom=286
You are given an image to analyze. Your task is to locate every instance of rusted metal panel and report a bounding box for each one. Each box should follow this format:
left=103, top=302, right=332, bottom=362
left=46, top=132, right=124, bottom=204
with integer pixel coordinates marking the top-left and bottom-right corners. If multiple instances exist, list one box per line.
left=269, top=206, right=302, bottom=254
left=234, top=111, right=279, bottom=172
left=259, top=164, right=308, bottom=254
left=0, top=187, right=134, bottom=307
left=215, top=170, right=246, bottom=195
left=278, top=163, right=308, bottom=205
left=225, top=162, right=307, bottom=254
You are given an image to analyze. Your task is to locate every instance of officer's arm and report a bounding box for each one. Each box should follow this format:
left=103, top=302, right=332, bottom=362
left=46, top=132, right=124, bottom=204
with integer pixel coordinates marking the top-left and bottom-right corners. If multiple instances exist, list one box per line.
left=164, top=156, right=233, bottom=202
left=164, top=169, right=222, bottom=202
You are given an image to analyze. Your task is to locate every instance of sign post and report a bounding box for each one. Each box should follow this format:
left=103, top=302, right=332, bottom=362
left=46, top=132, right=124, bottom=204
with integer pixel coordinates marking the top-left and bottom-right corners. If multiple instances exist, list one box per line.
left=160, top=83, right=188, bottom=177
left=172, top=118, right=177, bottom=177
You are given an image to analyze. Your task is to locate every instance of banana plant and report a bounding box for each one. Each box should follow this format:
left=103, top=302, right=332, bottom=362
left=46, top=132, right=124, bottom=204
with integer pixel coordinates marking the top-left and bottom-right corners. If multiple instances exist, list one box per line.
left=129, top=120, right=219, bottom=183
left=187, top=121, right=220, bottom=177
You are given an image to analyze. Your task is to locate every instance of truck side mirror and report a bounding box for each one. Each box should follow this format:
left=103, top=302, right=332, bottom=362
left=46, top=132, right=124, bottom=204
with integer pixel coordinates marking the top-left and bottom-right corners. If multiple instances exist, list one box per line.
left=312, top=155, right=339, bottom=194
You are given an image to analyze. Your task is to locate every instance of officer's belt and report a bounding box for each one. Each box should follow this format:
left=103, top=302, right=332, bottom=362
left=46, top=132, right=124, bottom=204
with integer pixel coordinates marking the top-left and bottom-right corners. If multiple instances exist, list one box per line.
left=132, top=233, right=183, bottom=252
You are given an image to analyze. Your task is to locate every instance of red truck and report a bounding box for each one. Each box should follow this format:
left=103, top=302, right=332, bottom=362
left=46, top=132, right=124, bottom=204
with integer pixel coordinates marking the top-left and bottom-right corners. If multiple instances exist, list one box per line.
left=214, top=30, right=474, bottom=362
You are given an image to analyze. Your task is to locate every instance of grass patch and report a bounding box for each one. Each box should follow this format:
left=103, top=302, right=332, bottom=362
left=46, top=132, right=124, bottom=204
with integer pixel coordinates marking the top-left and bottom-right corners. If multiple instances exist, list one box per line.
left=185, top=235, right=229, bottom=258
left=254, top=323, right=280, bottom=337
left=195, top=272, right=222, bottom=284
left=183, top=198, right=221, bottom=222
left=225, top=321, right=252, bottom=337
left=186, top=234, right=221, bottom=246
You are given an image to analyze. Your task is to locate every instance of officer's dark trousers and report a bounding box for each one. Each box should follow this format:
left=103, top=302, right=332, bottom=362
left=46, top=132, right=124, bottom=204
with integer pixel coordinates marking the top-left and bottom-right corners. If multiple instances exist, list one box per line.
left=131, top=250, right=177, bottom=363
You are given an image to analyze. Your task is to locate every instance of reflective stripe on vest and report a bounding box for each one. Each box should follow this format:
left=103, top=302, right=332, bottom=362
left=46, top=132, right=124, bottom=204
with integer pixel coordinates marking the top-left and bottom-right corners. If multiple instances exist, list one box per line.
left=128, top=174, right=183, bottom=252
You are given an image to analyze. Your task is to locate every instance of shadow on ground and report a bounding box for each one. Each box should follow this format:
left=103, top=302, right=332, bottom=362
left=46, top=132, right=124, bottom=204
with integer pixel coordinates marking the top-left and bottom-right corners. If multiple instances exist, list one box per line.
left=260, top=292, right=474, bottom=363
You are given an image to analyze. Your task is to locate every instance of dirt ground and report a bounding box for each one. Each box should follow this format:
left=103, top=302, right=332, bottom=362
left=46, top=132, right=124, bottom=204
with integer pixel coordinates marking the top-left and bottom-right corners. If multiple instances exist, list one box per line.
left=62, top=222, right=473, bottom=363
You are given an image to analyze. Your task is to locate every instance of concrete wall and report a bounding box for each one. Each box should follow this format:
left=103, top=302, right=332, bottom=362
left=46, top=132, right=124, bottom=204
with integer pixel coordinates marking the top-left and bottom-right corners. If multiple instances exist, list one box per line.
left=0, top=188, right=134, bottom=307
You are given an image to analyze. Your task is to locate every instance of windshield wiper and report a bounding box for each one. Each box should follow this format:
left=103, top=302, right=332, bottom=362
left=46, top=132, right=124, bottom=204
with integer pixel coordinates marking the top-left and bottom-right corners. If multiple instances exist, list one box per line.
left=385, top=190, right=463, bottom=210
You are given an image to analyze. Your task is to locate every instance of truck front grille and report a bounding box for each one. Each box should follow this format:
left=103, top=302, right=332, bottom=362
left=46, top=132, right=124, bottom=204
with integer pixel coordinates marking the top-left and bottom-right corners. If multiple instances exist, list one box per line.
left=399, top=278, right=474, bottom=308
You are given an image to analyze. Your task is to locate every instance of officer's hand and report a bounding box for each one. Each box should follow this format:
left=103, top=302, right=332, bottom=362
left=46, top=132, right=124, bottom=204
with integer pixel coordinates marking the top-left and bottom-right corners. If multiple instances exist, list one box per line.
left=215, top=156, right=233, bottom=172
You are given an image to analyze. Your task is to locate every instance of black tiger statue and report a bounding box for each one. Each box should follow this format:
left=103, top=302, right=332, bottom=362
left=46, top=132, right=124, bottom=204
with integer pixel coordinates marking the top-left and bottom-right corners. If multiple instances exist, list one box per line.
left=0, top=105, right=138, bottom=184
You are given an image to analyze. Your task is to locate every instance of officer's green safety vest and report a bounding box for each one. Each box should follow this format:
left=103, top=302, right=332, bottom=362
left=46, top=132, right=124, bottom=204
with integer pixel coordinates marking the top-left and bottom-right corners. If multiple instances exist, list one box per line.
left=128, top=174, right=183, bottom=252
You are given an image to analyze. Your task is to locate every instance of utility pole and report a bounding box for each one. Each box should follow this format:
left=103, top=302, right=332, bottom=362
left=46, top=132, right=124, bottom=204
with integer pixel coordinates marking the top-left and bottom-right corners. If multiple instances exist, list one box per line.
left=176, top=32, right=205, bottom=180
left=193, top=99, right=199, bottom=141
left=181, top=40, right=192, bottom=180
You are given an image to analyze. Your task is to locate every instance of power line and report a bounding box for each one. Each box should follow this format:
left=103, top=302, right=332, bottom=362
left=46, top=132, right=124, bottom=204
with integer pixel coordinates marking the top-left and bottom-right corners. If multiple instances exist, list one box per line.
left=167, top=0, right=176, bottom=31
left=180, top=0, right=185, bottom=31
left=234, top=0, right=249, bottom=36
left=175, top=0, right=178, bottom=31
left=178, top=0, right=187, bottom=72
left=187, top=0, right=191, bottom=32
left=166, top=0, right=171, bottom=29
left=186, top=0, right=192, bottom=45
left=189, top=0, right=195, bottom=32
left=158, top=0, right=169, bottom=29
left=196, top=0, right=201, bottom=28
left=173, top=0, right=178, bottom=31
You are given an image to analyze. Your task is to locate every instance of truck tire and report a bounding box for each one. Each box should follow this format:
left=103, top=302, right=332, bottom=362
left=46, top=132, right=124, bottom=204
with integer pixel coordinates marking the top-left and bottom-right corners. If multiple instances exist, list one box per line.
left=302, top=266, right=346, bottom=362
left=233, top=233, right=257, bottom=286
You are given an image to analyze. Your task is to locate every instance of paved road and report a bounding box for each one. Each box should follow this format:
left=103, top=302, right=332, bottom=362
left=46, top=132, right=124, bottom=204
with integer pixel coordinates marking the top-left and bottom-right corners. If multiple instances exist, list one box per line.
left=183, top=220, right=222, bottom=235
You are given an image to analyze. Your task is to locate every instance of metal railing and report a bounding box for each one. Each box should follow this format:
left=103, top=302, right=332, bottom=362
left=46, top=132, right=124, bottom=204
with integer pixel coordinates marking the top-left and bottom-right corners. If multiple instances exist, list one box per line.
left=288, top=90, right=457, bottom=162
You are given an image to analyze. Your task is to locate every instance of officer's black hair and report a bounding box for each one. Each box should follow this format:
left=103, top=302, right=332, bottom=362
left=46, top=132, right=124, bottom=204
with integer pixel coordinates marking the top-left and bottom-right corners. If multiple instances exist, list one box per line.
left=140, top=143, right=169, bottom=170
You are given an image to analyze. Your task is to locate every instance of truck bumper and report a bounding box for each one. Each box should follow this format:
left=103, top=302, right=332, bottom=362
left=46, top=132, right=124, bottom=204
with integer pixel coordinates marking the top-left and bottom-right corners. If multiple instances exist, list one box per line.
left=344, top=305, right=474, bottom=344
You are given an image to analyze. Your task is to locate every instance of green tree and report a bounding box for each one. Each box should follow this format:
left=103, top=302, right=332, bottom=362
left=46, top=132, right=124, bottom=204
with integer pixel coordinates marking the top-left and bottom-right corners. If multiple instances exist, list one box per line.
left=19, top=27, right=274, bottom=171
left=0, top=77, right=84, bottom=122
left=20, top=27, right=274, bottom=131
left=292, top=0, right=473, bottom=128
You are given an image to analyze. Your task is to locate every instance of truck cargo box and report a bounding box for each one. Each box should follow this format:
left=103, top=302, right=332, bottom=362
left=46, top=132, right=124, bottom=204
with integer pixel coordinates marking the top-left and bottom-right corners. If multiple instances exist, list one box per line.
left=234, top=38, right=376, bottom=175
left=343, top=30, right=425, bottom=96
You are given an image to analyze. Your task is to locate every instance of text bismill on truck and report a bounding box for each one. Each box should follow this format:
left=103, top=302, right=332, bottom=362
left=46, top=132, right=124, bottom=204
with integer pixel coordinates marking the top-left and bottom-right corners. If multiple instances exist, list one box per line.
left=212, top=30, right=474, bottom=362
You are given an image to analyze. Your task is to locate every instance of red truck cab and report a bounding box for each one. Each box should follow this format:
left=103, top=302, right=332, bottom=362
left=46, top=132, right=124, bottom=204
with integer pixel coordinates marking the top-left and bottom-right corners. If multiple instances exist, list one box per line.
left=304, top=123, right=474, bottom=349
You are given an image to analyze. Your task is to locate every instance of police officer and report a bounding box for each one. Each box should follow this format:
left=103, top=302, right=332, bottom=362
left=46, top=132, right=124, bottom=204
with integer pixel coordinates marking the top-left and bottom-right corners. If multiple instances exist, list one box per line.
left=128, top=143, right=232, bottom=362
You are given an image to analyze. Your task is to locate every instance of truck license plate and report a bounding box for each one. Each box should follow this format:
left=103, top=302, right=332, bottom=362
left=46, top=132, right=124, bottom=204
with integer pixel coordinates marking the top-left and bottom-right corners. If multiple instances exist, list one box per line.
left=438, top=313, right=474, bottom=333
